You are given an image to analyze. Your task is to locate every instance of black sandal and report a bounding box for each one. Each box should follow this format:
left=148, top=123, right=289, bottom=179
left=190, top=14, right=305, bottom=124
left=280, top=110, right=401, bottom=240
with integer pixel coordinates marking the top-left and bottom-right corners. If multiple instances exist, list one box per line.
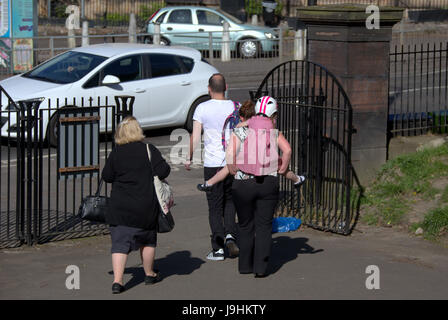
left=112, top=282, right=125, bottom=294
left=145, top=271, right=162, bottom=285
left=197, top=183, right=212, bottom=192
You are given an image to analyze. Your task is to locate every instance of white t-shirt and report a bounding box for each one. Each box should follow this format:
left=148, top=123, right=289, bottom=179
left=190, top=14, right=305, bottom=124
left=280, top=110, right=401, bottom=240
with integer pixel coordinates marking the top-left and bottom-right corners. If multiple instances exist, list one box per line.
left=193, top=99, right=236, bottom=168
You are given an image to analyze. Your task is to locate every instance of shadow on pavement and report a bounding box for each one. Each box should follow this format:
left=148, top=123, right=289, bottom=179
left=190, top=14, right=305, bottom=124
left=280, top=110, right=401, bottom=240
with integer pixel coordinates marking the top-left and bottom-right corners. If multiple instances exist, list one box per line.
left=109, top=250, right=205, bottom=291
left=269, top=236, right=324, bottom=275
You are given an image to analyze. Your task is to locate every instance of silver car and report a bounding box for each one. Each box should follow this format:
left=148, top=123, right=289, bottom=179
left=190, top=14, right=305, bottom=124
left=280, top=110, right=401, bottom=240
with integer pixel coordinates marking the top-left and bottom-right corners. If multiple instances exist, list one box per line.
left=144, top=6, right=278, bottom=58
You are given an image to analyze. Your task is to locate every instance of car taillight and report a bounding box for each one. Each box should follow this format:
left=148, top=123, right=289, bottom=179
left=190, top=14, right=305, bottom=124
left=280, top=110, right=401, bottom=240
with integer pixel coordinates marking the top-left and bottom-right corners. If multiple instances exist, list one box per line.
left=147, top=9, right=160, bottom=24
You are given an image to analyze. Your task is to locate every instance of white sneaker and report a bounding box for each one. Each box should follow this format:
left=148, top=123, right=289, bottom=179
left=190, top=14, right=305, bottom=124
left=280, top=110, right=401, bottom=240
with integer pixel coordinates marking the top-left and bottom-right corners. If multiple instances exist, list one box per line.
left=206, top=248, right=225, bottom=261
left=294, top=175, right=306, bottom=188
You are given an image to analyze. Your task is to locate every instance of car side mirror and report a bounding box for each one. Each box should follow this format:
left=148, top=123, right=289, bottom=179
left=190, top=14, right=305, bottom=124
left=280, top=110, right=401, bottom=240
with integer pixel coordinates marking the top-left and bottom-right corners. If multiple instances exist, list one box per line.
left=102, top=75, right=120, bottom=85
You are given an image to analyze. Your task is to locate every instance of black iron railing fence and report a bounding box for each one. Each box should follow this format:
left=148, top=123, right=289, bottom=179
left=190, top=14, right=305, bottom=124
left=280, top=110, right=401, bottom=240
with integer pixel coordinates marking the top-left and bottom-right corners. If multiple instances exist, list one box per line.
left=0, top=90, right=134, bottom=248
left=389, top=42, right=448, bottom=137
left=0, top=86, right=21, bottom=248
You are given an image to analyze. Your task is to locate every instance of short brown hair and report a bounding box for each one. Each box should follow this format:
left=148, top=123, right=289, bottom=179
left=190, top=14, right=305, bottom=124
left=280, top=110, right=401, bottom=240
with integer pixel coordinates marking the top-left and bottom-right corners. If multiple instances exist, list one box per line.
left=239, top=100, right=255, bottom=120
left=114, top=116, right=145, bottom=145
left=208, top=73, right=226, bottom=93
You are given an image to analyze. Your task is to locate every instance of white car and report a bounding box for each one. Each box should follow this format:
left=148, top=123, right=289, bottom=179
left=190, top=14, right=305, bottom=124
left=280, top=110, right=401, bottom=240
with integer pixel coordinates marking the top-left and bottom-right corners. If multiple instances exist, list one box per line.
left=0, top=43, right=218, bottom=145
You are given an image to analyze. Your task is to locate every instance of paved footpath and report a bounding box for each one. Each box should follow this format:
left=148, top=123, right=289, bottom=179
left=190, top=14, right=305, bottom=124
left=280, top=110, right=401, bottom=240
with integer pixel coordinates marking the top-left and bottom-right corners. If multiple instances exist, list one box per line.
left=1, top=158, right=448, bottom=300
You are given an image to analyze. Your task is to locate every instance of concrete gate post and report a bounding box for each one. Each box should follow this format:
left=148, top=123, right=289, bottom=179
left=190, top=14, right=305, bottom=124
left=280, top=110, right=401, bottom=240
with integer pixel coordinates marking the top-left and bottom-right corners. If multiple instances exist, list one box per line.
left=297, top=5, right=403, bottom=183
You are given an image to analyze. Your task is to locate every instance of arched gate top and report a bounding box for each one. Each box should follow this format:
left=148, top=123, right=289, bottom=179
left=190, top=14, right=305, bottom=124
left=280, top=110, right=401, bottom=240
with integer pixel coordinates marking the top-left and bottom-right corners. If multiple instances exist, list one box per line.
left=253, top=60, right=352, bottom=112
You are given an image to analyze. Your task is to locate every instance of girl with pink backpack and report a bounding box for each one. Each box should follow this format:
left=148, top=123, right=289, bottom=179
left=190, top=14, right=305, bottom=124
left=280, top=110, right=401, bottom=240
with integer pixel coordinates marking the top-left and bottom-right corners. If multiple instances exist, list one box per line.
left=226, top=95, right=300, bottom=277
left=197, top=98, right=305, bottom=192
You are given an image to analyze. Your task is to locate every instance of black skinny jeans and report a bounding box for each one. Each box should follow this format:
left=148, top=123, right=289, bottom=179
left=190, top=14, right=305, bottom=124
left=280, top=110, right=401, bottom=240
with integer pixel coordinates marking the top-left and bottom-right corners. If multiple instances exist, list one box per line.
left=204, top=167, right=238, bottom=251
left=232, top=176, right=279, bottom=275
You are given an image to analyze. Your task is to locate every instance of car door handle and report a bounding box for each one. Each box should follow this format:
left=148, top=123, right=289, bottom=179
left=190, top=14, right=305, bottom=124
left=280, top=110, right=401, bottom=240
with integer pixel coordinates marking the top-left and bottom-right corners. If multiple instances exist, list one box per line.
left=167, top=27, right=173, bottom=31
left=134, top=88, right=146, bottom=93
left=181, top=81, right=191, bottom=86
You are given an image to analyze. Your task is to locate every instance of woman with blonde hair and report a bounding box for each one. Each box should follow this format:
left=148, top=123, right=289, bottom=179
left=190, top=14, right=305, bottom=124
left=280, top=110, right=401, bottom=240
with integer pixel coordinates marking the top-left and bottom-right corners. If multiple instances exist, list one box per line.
left=102, top=116, right=170, bottom=294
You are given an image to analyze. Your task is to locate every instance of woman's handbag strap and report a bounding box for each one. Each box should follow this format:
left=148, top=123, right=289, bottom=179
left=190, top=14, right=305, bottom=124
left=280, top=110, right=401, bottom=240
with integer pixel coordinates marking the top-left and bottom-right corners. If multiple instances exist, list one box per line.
left=94, top=179, right=104, bottom=197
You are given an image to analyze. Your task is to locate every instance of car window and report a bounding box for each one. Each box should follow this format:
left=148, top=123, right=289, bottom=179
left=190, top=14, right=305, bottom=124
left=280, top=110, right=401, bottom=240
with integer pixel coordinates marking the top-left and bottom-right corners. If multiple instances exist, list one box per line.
left=102, top=55, right=142, bottom=83
left=22, top=51, right=106, bottom=84
left=216, top=8, right=243, bottom=24
left=167, top=9, right=192, bottom=24
left=148, top=54, right=185, bottom=78
left=156, top=11, right=167, bottom=24
left=196, top=10, right=222, bottom=26
left=180, top=56, right=194, bottom=73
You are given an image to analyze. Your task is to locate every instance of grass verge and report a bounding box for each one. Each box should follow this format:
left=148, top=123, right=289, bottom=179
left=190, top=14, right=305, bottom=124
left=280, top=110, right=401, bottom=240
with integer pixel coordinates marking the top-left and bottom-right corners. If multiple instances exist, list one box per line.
left=361, top=142, right=448, bottom=242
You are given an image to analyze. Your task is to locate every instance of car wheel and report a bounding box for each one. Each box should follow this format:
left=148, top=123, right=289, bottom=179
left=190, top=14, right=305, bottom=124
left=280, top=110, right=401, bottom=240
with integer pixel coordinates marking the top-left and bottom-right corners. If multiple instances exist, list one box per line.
left=185, top=96, right=210, bottom=132
left=160, top=37, right=170, bottom=46
left=143, top=36, right=152, bottom=44
left=46, top=111, right=60, bottom=147
left=46, top=106, right=77, bottom=147
left=239, top=38, right=259, bottom=58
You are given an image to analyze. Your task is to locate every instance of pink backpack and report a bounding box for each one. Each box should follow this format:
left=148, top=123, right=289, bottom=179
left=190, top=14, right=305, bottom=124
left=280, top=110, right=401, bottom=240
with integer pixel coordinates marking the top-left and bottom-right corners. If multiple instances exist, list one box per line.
left=236, top=116, right=279, bottom=176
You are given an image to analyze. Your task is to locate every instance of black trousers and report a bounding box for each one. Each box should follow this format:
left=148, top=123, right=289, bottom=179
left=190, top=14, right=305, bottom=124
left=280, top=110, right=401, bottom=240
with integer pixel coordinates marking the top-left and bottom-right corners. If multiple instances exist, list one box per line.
left=232, top=176, right=279, bottom=275
left=204, top=167, right=237, bottom=251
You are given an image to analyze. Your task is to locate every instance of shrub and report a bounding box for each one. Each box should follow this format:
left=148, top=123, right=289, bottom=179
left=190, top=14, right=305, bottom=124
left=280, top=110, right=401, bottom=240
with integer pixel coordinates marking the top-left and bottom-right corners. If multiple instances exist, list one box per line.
left=245, top=0, right=263, bottom=16
left=417, top=206, right=448, bottom=240
left=139, top=1, right=166, bottom=21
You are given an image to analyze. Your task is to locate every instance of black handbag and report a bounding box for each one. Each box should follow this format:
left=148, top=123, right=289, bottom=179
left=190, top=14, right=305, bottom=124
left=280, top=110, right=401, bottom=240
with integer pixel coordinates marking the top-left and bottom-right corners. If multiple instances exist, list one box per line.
left=78, top=180, right=108, bottom=223
left=157, top=209, right=175, bottom=233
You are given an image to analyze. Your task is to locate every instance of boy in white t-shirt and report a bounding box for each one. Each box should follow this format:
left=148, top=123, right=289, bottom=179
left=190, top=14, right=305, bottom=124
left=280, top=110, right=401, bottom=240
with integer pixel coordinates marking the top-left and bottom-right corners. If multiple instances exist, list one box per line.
left=184, top=73, right=239, bottom=261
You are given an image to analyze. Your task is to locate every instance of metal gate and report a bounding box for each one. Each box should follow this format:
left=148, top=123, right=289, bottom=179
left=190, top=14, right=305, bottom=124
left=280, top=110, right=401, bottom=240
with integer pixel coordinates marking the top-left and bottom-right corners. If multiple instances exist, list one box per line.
left=252, top=60, right=362, bottom=235
left=0, top=86, right=133, bottom=248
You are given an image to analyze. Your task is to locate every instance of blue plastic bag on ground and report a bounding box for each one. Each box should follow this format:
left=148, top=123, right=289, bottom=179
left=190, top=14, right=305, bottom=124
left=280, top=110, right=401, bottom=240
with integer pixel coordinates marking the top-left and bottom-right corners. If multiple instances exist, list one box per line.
left=272, top=217, right=302, bottom=233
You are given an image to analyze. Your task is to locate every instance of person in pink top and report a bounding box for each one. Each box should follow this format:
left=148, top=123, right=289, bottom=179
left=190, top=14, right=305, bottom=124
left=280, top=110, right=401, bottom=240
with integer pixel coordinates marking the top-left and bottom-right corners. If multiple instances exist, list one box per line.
left=223, top=96, right=301, bottom=277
